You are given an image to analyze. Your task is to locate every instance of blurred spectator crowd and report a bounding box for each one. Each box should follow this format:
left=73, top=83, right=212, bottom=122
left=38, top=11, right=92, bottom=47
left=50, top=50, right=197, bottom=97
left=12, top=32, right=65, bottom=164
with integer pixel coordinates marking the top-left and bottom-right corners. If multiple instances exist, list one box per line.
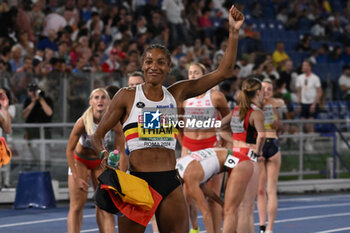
left=0, top=0, right=349, bottom=125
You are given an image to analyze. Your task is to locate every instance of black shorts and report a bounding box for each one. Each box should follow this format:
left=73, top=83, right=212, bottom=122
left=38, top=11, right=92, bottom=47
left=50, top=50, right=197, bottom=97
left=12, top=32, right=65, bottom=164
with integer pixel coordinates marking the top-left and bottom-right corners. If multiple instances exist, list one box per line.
left=262, top=138, right=280, bottom=159
left=130, top=170, right=181, bottom=200
left=300, top=103, right=318, bottom=118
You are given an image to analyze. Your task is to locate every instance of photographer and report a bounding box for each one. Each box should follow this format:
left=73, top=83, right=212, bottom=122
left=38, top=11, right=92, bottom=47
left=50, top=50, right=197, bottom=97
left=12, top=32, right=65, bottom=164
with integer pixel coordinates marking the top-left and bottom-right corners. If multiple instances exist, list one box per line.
left=21, top=82, right=53, bottom=139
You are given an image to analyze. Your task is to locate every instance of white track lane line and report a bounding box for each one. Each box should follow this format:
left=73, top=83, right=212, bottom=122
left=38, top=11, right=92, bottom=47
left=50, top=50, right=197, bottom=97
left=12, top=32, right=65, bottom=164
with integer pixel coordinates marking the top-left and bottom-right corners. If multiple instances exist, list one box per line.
left=80, top=229, right=99, bottom=233
left=313, top=227, right=350, bottom=233
left=2, top=200, right=350, bottom=230
left=0, top=214, right=95, bottom=228
left=254, top=212, right=350, bottom=225
left=253, top=202, right=350, bottom=213
left=278, top=194, right=350, bottom=202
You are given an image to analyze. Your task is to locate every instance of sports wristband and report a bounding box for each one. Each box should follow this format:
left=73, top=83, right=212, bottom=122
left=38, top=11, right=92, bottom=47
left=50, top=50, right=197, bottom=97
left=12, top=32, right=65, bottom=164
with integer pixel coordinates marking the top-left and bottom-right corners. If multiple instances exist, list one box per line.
left=100, top=149, right=108, bottom=159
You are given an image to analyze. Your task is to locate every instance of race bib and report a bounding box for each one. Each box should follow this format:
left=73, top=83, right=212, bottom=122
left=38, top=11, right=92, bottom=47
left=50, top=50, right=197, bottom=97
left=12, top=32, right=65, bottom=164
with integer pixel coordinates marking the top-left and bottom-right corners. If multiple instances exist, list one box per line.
left=247, top=149, right=257, bottom=162
left=184, top=107, right=217, bottom=129
left=230, top=115, right=245, bottom=133
left=224, top=154, right=240, bottom=169
left=190, top=148, right=215, bottom=161
left=263, top=105, right=274, bottom=125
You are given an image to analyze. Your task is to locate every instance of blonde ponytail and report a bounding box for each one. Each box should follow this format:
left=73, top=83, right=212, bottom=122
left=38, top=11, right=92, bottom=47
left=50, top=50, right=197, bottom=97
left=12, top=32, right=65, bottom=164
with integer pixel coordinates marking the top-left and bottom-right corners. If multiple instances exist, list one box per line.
left=82, top=106, right=94, bottom=135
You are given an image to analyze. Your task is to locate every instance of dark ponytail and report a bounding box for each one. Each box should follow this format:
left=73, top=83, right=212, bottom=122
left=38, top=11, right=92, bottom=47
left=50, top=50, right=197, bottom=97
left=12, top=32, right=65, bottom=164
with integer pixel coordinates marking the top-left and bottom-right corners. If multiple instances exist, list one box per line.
left=238, top=78, right=262, bottom=121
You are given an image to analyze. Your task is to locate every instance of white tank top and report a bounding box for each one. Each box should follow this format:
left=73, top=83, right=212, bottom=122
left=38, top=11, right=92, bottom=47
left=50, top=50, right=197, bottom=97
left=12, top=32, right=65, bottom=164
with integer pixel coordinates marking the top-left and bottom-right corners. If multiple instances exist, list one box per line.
left=184, top=90, right=217, bottom=129
left=176, top=148, right=220, bottom=184
left=122, top=84, right=178, bottom=152
left=79, top=123, right=113, bottom=150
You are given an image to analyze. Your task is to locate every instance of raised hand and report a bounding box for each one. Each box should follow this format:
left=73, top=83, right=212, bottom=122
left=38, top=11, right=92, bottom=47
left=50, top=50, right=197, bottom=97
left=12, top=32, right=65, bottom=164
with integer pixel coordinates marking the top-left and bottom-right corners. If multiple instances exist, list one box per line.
left=229, top=5, right=245, bottom=32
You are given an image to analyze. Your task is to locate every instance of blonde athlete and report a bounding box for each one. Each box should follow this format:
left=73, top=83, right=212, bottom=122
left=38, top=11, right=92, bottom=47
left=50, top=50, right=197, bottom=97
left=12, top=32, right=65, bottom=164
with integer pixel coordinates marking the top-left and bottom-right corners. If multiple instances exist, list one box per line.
left=66, top=88, right=127, bottom=233
left=91, top=6, right=244, bottom=233
left=257, top=78, right=284, bottom=233
left=181, top=63, right=230, bottom=156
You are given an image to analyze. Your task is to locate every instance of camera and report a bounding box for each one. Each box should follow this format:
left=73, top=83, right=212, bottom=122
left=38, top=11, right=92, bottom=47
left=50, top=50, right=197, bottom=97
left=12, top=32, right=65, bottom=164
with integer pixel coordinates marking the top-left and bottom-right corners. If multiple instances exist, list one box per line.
left=27, top=82, right=45, bottom=97
left=36, top=89, right=45, bottom=97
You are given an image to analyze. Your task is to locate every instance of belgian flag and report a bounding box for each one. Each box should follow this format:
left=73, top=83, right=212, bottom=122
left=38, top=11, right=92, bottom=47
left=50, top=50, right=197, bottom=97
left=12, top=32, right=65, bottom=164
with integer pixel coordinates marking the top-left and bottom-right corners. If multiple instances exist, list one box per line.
left=0, top=137, right=12, bottom=167
left=94, top=169, right=162, bottom=226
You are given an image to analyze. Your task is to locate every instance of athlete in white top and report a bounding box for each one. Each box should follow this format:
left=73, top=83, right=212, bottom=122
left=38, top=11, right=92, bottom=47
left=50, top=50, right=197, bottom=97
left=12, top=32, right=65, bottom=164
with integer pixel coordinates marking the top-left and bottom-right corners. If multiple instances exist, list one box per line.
left=180, top=63, right=230, bottom=233
left=181, top=63, right=230, bottom=155
left=91, top=6, right=244, bottom=233
left=176, top=148, right=229, bottom=233
left=66, top=88, right=126, bottom=233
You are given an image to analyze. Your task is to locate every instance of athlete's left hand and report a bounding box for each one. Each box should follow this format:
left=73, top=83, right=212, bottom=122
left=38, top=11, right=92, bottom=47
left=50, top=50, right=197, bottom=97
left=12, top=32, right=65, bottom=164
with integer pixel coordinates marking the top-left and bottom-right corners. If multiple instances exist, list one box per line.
left=228, top=5, right=244, bottom=32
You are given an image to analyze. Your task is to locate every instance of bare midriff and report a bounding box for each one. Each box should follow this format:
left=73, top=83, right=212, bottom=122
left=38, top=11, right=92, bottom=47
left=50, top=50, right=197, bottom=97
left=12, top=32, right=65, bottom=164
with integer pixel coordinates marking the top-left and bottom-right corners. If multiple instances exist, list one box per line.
left=232, top=139, right=256, bottom=150
left=183, top=130, right=216, bottom=140
left=129, top=148, right=177, bottom=172
left=75, top=143, right=99, bottom=159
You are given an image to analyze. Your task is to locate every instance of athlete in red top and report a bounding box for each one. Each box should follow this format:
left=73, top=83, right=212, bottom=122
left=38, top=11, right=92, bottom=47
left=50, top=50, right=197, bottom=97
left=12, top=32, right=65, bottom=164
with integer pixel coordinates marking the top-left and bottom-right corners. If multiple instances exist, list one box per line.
left=220, top=77, right=266, bottom=233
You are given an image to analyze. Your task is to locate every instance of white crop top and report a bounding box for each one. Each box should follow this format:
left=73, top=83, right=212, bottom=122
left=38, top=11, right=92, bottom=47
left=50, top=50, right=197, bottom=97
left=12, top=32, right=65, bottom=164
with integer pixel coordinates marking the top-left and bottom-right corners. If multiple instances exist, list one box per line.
left=184, top=90, right=218, bottom=129
left=122, top=84, right=178, bottom=152
left=79, top=123, right=113, bottom=150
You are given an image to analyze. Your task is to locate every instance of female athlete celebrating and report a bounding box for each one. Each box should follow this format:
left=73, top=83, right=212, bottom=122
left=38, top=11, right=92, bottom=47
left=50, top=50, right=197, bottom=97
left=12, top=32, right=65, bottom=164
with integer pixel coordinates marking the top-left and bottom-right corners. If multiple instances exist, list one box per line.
left=92, top=6, right=244, bottom=233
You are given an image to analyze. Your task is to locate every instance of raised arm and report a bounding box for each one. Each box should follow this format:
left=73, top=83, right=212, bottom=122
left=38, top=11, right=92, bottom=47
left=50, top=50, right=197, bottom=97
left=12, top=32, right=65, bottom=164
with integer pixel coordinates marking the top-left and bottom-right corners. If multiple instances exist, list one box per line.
left=38, top=97, right=53, bottom=117
left=169, top=6, right=244, bottom=101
